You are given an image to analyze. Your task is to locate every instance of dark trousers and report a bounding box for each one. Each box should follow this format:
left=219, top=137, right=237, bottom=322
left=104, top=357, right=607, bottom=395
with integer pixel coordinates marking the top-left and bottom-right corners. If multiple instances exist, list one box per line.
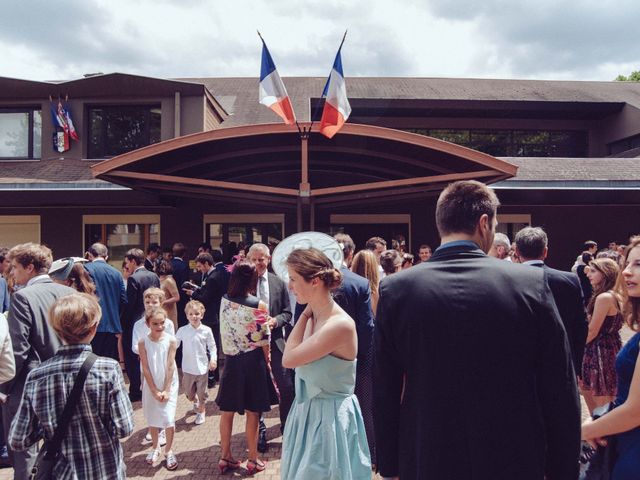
left=90, top=332, right=119, bottom=361
left=261, top=343, right=294, bottom=431
left=122, top=327, right=141, bottom=400
left=3, top=388, right=37, bottom=479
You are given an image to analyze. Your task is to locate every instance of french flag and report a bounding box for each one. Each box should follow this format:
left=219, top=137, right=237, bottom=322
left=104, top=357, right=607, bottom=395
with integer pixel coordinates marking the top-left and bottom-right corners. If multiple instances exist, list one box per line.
left=319, top=43, right=351, bottom=139
left=259, top=39, right=296, bottom=125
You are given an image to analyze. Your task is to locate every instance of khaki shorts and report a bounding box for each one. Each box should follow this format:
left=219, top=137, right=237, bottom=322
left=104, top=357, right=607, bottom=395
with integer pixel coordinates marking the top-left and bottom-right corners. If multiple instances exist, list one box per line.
left=182, top=372, right=208, bottom=403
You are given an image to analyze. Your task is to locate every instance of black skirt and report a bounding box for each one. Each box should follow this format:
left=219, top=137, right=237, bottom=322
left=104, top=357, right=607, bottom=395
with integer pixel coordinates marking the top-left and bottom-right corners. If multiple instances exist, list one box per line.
left=215, top=348, right=279, bottom=414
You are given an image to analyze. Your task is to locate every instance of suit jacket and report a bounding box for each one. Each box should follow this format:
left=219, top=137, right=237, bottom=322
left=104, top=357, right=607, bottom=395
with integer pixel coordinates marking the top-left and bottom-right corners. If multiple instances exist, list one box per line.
left=374, top=242, right=580, bottom=480
left=530, top=262, right=588, bottom=373
left=266, top=272, right=292, bottom=349
left=0, top=276, right=75, bottom=396
left=85, top=259, right=127, bottom=334
left=120, top=267, right=160, bottom=335
left=192, top=268, right=228, bottom=327
left=0, top=277, right=9, bottom=314
left=171, top=258, right=189, bottom=290
left=334, top=266, right=375, bottom=365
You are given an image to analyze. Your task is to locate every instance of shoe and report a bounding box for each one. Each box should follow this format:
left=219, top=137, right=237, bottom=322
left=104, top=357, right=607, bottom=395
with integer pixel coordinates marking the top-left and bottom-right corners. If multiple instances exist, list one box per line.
left=246, top=459, right=266, bottom=475
left=158, top=429, right=167, bottom=447
left=128, top=394, right=142, bottom=403
left=195, top=412, right=205, bottom=425
left=144, top=431, right=152, bottom=442
left=0, top=446, right=10, bottom=469
left=257, top=428, right=267, bottom=453
left=145, top=448, right=161, bottom=465
left=165, top=451, right=178, bottom=471
left=218, top=458, right=240, bottom=474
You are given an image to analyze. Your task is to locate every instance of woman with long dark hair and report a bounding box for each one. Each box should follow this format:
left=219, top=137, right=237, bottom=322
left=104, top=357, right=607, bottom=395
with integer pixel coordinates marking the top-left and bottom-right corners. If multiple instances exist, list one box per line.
left=582, top=237, right=640, bottom=479
left=581, top=258, right=624, bottom=414
left=215, top=260, right=277, bottom=475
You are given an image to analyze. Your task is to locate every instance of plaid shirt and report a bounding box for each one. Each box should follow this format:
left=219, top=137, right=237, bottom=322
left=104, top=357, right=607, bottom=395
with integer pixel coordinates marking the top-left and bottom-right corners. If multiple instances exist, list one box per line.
left=8, top=344, right=134, bottom=479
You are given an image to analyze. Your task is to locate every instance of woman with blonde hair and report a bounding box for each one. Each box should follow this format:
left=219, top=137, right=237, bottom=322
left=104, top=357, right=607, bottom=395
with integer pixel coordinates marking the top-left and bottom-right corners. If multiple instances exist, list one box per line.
left=582, top=237, right=640, bottom=479
left=350, top=249, right=380, bottom=315
left=581, top=257, right=624, bottom=414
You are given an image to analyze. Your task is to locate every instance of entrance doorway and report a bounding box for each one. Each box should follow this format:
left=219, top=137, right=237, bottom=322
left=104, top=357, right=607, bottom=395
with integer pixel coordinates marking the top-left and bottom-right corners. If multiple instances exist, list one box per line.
left=329, top=214, right=411, bottom=254
left=203, top=214, right=285, bottom=263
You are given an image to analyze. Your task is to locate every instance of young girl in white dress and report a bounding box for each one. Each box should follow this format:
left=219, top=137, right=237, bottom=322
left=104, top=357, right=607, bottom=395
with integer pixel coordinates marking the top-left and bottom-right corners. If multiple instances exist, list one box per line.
left=138, top=306, right=179, bottom=470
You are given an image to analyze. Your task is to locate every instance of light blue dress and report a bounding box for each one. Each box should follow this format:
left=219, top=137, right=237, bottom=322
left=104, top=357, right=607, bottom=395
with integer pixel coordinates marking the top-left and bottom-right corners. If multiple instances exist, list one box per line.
left=281, top=355, right=371, bottom=480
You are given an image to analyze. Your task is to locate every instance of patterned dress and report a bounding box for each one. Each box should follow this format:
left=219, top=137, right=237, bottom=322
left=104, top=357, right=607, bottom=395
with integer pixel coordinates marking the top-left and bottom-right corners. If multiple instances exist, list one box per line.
left=582, top=312, right=623, bottom=396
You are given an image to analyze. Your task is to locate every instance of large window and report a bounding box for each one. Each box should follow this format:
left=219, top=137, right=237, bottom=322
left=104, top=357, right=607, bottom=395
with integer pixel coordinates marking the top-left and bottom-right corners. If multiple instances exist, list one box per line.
left=0, top=109, right=42, bottom=160
left=406, top=128, right=587, bottom=157
left=83, top=215, right=160, bottom=268
left=87, top=105, right=161, bottom=158
left=0, top=216, right=40, bottom=246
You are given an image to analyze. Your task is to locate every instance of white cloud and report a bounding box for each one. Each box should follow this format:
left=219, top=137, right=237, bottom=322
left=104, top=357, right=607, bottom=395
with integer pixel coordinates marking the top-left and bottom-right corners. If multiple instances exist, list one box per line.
left=0, top=0, right=638, bottom=81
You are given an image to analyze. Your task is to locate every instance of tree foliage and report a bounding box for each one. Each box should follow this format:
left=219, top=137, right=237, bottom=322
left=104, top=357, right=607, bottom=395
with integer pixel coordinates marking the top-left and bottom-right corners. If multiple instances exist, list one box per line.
left=615, top=71, right=640, bottom=81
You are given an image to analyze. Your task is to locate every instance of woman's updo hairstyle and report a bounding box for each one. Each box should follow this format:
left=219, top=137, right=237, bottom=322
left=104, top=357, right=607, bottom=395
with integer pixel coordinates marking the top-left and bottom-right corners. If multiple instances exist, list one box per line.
left=227, top=259, right=258, bottom=297
left=48, top=292, right=101, bottom=344
left=286, top=248, right=342, bottom=290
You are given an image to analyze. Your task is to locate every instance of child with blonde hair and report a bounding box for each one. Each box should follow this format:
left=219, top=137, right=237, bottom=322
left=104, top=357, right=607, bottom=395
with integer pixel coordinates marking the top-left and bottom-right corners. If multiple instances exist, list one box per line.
left=139, top=306, right=179, bottom=470
left=175, top=300, right=217, bottom=425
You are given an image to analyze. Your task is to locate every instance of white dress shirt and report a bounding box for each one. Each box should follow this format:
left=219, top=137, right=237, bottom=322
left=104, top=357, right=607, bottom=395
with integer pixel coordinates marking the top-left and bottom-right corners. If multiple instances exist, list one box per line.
left=175, top=323, right=217, bottom=375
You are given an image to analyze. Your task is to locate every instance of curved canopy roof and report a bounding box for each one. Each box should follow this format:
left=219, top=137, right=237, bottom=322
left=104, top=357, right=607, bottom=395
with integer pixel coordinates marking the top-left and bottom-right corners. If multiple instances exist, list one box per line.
left=91, top=122, right=517, bottom=208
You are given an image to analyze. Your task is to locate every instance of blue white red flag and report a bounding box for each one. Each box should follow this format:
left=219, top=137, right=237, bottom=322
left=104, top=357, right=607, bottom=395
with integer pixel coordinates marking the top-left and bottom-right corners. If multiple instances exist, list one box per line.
left=63, top=102, right=79, bottom=141
left=259, top=38, right=296, bottom=125
left=319, top=43, right=351, bottom=139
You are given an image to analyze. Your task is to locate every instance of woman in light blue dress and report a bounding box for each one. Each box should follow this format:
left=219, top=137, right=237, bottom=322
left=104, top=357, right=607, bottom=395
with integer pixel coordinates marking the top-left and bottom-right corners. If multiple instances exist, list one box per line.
left=280, top=248, right=371, bottom=480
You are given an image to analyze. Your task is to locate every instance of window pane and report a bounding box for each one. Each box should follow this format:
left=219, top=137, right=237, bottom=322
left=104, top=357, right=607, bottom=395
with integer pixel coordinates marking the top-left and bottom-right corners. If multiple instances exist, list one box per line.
left=208, top=224, right=223, bottom=250
left=0, top=112, right=29, bottom=157
left=88, top=105, right=161, bottom=158
left=32, top=110, right=41, bottom=159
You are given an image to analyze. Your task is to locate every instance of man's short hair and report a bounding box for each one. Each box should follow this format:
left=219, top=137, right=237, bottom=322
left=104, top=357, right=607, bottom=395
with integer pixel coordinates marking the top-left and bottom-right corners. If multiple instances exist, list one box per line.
left=583, top=240, right=597, bottom=250
left=435, top=180, right=500, bottom=237
left=419, top=244, right=431, bottom=251
left=493, top=233, right=511, bottom=249
left=8, top=243, right=53, bottom=274
left=146, top=243, right=161, bottom=255
left=380, top=249, right=401, bottom=275
left=334, top=233, right=355, bottom=258
left=124, top=248, right=145, bottom=265
left=195, top=253, right=214, bottom=266
left=198, top=242, right=211, bottom=252
left=172, top=242, right=187, bottom=257
left=365, top=237, right=386, bottom=251
left=515, top=227, right=548, bottom=260
left=88, top=242, right=108, bottom=258
left=0, top=247, right=8, bottom=262
left=185, top=300, right=205, bottom=314
left=211, top=249, right=223, bottom=263
left=248, top=243, right=270, bottom=257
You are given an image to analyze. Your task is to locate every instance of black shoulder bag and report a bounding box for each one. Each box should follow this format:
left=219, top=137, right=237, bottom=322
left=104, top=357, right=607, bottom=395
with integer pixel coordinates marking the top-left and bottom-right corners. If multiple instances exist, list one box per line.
left=30, top=353, right=97, bottom=480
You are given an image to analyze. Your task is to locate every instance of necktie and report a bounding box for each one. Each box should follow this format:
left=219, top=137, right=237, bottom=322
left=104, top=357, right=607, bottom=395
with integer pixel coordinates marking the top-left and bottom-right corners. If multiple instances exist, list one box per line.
left=259, top=276, right=268, bottom=306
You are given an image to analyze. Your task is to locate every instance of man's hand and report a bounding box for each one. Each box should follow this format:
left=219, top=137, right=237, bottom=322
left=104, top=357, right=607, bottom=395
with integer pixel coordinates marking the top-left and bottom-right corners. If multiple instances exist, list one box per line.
left=266, top=316, right=277, bottom=329
left=183, top=289, right=194, bottom=297
left=209, top=360, right=217, bottom=371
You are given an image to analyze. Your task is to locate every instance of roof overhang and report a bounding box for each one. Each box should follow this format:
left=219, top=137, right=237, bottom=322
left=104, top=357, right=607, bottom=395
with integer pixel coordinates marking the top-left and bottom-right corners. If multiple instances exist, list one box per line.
left=91, top=122, right=517, bottom=207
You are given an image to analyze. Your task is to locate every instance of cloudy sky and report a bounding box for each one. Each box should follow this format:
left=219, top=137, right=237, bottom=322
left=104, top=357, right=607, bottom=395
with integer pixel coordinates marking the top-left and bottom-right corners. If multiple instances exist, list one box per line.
left=2, top=0, right=639, bottom=82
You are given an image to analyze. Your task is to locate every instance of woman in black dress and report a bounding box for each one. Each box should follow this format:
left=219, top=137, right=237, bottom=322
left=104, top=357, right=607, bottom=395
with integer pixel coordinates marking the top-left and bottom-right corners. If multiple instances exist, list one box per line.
left=215, top=260, right=278, bottom=474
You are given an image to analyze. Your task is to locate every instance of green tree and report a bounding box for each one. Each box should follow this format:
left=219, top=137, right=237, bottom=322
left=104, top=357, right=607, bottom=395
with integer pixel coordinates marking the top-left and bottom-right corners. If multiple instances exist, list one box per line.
left=615, top=71, right=640, bottom=81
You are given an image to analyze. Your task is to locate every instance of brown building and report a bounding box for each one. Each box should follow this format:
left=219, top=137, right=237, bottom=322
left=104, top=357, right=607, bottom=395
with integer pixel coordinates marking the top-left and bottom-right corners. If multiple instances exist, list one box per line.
left=1, top=73, right=639, bottom=269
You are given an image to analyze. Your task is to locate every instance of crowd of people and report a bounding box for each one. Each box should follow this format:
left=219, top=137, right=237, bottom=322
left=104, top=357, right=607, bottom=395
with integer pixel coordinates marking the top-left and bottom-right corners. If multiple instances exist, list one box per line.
left=0, top=180, right=639, bottom=479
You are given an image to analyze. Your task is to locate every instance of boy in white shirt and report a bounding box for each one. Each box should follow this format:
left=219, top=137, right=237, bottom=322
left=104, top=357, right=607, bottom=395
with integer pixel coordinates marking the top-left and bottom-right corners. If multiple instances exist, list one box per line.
left=131, top=287, right=175, bottom=445
left=175, top=300, right=217, bottom=425
left=132, top=288, right=175, bottom=355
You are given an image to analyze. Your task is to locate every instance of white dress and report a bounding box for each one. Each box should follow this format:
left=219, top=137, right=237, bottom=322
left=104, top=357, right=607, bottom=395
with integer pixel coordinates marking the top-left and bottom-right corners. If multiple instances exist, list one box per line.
left=142, top=334, right=179, bottom=428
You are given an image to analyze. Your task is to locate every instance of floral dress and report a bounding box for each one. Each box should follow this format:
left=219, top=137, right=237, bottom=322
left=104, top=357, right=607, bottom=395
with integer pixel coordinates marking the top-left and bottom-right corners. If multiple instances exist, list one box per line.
left=215, top=295, right=279, bottom=414
left=582, top=312, right=623, bottom=396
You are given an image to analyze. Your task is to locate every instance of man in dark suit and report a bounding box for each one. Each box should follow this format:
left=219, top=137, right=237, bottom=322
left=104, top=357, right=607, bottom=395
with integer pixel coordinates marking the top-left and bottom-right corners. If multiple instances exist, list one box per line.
left=121, top=248, right=160, bottom=402
left=171, top=242, right=190, bottom=328
left=184, top=252, right=227, bottom=385
left=374, top=180, right=580, bottom=480
left=1, top=243, right=75, bottom=478
left=248, top=243, right=292, bottom=453
left=515, top=226, right=589, bottom=373
left=85, top=242, right=127, bottom=360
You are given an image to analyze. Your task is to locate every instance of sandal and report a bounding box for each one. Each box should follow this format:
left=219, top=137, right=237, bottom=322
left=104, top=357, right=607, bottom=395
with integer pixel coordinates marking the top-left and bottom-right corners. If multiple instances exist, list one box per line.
left=145, top=448, right=161, bottom=465
left=246, top=459, right=266, bottom=474
left=165, top=451, right=178, bottom=471
left=218, top=457, right=241, bottom=474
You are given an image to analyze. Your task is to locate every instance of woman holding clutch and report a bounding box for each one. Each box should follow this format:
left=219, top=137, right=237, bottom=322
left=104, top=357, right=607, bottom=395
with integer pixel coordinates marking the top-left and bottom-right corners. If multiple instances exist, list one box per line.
left=215, top=260, right=278, bottom=475
left=582, top=237, right=640, bottom=479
